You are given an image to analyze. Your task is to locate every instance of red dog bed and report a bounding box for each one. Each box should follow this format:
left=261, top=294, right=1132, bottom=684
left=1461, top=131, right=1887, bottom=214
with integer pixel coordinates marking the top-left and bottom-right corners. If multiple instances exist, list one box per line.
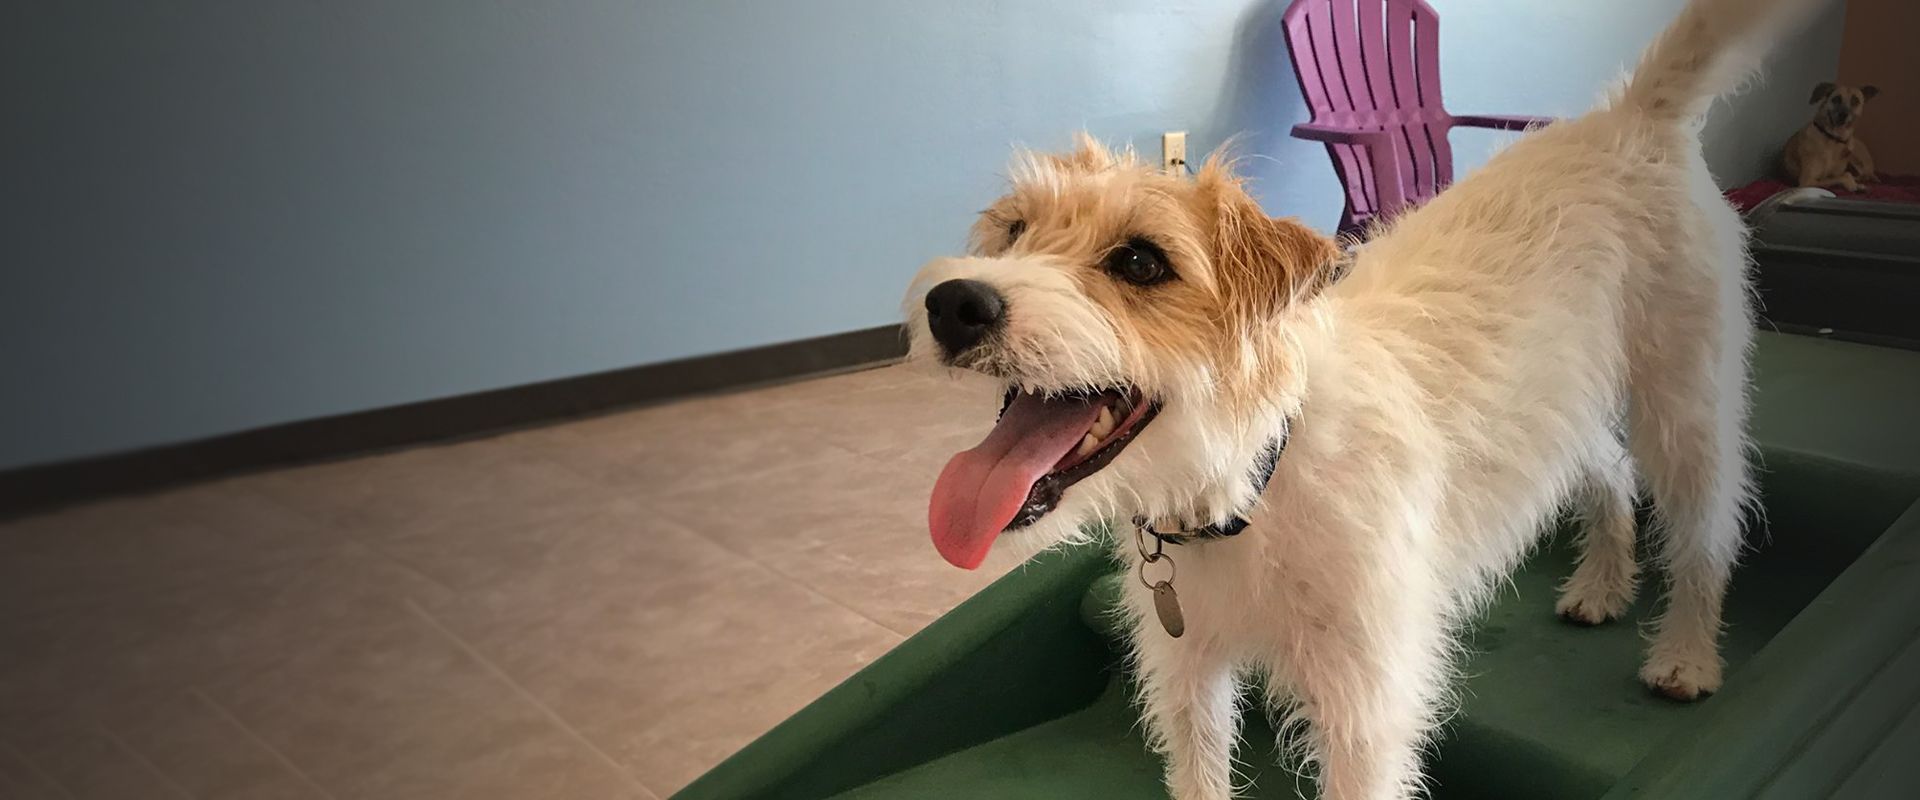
left=1726, top=174, right=1920, bottom=214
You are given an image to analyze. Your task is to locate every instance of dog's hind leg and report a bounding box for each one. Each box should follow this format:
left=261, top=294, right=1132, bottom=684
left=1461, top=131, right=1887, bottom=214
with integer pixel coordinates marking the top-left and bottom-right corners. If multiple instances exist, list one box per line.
left=1556, top=436, right=1640, bottom=625
left=1626, top=209, right=1755, bottom=701
left=1133, top=631, right=1241, bottom=800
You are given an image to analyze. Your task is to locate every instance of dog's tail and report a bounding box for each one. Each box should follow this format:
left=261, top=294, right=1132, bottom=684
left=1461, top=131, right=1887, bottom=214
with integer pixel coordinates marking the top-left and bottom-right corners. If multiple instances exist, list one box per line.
left=1616, top=0, right=1829, bottom=121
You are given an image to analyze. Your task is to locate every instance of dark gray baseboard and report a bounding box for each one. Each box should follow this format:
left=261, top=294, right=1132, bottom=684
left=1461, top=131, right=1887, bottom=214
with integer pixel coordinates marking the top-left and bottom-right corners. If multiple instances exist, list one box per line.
left=0, top=324, right=908, bottom=520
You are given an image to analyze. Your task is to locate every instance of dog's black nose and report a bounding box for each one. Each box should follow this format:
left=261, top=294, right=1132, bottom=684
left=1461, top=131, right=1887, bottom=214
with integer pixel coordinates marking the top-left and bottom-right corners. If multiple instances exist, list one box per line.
left=925, top=279, right=1006, bottom=356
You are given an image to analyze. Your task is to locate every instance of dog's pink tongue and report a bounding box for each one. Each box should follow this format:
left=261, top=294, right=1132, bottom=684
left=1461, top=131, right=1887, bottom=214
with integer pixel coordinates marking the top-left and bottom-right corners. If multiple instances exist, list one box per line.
left=929, top=392, right=1103, bottom=570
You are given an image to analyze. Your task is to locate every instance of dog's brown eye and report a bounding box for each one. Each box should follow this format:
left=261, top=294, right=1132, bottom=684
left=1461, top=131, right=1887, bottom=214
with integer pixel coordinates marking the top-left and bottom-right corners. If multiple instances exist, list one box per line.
left=1106, top=239, right=1172, bottom=286
left=1008, top=219, right=1027, bottom=244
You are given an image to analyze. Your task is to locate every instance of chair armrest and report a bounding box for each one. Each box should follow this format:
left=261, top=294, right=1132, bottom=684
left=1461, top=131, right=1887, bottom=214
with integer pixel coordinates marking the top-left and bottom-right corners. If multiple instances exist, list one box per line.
left=1289, top=123, right=1406, bottom=216
left=1451, top=114, right=1553, bottom=131
left=1290, top=122, right=1394, bottom=146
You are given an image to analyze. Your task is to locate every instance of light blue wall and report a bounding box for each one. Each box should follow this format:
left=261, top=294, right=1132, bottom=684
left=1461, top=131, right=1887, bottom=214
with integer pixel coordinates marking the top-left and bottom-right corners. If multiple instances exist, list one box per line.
left=0, top=1, right=1842, bottom=469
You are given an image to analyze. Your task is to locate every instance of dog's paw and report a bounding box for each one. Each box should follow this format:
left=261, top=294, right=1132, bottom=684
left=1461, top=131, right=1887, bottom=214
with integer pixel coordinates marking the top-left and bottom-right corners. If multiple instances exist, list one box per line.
left=1165, top=775, right=1237, bottom=800
left=1640, top=656, right=1723, bottom=702
left=1555, top=592, right=1629, bottom=626
left=1555, top=575, right=1634, bottom=626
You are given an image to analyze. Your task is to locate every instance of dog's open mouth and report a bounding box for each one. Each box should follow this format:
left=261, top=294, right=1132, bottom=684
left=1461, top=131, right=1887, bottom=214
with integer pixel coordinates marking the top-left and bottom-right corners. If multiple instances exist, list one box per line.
left=928, top=386, right=1161, bottom=569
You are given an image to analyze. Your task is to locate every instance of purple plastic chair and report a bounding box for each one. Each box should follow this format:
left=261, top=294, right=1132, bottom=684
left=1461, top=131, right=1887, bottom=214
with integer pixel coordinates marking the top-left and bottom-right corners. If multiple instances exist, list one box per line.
left=1283, top=0, right=1551, bottom=236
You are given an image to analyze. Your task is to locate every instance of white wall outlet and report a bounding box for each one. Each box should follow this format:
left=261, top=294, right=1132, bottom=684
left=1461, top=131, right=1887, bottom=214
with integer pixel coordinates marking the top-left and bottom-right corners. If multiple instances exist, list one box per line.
left=1161, top=131, right=1188, bottom=175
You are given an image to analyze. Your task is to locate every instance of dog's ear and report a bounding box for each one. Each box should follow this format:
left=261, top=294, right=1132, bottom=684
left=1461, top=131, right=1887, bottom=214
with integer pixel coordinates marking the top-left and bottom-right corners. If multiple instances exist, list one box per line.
left=1809, top=82, right=1836, bottom=104
left=1197, top=156, right=1341, bottom=319
left=1862, top=85, right=1880, bottom=101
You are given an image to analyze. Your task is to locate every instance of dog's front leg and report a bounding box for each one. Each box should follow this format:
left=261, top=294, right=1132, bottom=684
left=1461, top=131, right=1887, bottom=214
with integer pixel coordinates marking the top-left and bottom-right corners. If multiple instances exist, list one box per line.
left=1282, top=592, right=1446, bottom=800
left=1132, top=625, right=1240, bottom=800
left=1853, top=143, right=1877, bottom=184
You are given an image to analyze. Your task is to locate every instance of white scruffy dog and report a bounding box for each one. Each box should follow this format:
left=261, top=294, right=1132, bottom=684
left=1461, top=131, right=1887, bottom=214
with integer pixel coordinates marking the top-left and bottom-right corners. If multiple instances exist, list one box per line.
left=903, top=0, right=1818, bottom=797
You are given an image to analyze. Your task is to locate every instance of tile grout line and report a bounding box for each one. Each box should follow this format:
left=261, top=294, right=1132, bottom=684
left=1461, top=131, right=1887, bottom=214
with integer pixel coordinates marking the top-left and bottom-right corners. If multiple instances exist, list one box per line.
left=552, top=454, right=814, bottom=500
left=401, top=597, right=666, bottom=800
left=347, top=538, right=461, bottom=597
left=190, top=689, right=342, bottom=800
left=0, top=742, right=79, bottom=800
left=97, top=727, right=198, bottom=800
left=245, top=484, right=468, bottom=600
left=662, top=516, right=915, bottom=640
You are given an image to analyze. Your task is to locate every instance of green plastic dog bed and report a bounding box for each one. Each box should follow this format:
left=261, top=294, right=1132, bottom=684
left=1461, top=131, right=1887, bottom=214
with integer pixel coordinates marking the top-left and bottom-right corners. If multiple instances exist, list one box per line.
left=677, top=332, right=1920, bottom=799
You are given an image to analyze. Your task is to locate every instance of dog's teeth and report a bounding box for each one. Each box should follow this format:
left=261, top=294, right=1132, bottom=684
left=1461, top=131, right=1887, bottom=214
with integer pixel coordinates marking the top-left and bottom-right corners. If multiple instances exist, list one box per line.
left=1077, top=433, right=1100, bottom=457
left=1090, top=407, right=1115, bottom=438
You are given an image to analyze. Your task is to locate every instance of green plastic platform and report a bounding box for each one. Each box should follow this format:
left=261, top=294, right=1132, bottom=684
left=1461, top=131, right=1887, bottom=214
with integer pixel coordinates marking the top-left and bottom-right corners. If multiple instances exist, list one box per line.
left=678, top=332, right=1920, bottom=799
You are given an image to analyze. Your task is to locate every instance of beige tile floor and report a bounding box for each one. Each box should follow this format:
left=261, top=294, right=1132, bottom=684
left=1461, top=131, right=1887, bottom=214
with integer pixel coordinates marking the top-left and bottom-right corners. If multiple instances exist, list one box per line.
left=0, top=363, right=1013, bottom=800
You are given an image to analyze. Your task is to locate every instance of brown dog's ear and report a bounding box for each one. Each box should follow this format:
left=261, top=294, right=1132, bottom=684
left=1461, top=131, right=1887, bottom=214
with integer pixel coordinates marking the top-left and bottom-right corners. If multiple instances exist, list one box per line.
left=1198, top=157, right=1341, bottom=320
left=1862, top=85, right=1880, bottom=101
left=1810, top=82, right=1836, bottom=104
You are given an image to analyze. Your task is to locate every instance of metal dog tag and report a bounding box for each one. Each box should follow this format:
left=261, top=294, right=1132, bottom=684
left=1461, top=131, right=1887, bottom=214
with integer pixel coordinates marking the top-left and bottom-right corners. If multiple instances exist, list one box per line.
left=1152, top=580, right=1185, bottom=638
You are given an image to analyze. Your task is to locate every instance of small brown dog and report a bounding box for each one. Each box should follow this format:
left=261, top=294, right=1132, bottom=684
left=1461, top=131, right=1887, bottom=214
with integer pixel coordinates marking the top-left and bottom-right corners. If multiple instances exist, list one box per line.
left=1783, top=81, right=1879, bottom=191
